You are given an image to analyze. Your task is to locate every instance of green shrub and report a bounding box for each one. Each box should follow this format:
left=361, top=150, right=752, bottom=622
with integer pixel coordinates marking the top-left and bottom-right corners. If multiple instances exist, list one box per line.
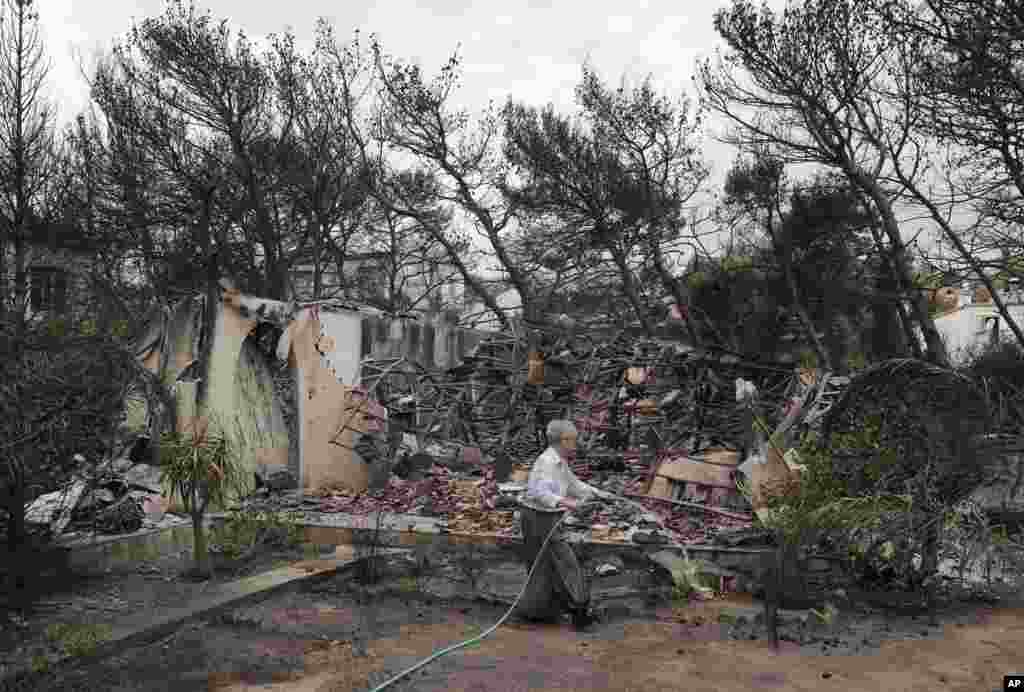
left=76, top=318, right=130, bottom=339
left=796, top=349, right=819, bottom=370
left=669, top=559, right=714, bottom=603
left=1, top=328, right=139, bottom=556
left=741, top=418, right=911, bottom=594
left=159, top=421, right=249, bottom=576
left=111, top=319, right=131, bottom=338
left=912, top=271, right=944, bottom=291
left=46, top=318, right=67, bottom=338
left=211, top=509, right=304, bottom=560
left=789, top=414, right=902, bottom=501
left=396, top=576, right=419, bottom=594
left=810, top=602, right=839, bottom=626
left=721, top=255, right=753, bottom=273
left=44, top=623, right=111, bottom=658
left=686, top=271, right=708, bottom=290
left=845, top=352, right=867, bottom=371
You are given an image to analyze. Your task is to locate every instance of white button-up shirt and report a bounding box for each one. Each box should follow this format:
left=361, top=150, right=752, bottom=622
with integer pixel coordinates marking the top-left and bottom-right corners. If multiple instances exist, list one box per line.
left=521, top=446, right=600, bottom=512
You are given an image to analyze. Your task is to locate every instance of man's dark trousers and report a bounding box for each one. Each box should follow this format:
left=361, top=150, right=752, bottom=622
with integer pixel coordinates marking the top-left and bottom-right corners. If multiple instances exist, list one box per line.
left=516, top=506, right=590, bottom=622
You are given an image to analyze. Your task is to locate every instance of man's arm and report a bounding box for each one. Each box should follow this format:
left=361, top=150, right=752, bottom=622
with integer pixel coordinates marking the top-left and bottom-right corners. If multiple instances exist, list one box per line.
left=565, top=466, right=601, bottom=502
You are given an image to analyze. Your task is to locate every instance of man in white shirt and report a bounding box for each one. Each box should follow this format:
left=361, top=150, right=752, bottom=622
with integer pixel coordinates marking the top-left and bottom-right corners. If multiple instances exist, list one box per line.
left=517, top=420, right=606, bottom=629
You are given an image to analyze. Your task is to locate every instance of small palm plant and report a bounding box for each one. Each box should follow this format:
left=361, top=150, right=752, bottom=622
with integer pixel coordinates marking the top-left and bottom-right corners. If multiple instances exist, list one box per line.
left=670, top=559, right=714, bottom=603
left=159, top=418, right=248, bottom=578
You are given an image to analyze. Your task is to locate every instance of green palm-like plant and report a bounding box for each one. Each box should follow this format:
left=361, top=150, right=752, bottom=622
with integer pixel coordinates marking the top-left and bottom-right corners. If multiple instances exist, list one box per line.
left=159, top=418, right=248, bottom=578
left=670, top=559, right=714, bottom=602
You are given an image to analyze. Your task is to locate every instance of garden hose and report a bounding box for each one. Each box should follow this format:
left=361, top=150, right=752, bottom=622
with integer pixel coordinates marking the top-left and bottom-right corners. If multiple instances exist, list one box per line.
left=367, top=509, right=569, bottom=692
left=367, top=489, right=672, bottom=692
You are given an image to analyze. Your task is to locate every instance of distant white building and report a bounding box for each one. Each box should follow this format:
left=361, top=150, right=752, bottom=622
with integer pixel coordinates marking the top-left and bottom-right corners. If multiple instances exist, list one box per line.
left=289, top=249, right=466, bottom=314
left=927, top=281, right=1024, bottom=364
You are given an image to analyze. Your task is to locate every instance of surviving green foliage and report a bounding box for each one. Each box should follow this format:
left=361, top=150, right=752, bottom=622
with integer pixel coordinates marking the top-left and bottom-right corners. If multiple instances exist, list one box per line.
left=844, top=352, right=867, bottom=372
left=669, top=559, right=715, bottom=602
left=159, top=420, right=249, bottom=576
left=210, top=509, right=304, bottom=560
left=750, top=420, right=911, bottom=548
left=44, top=622, right=112, bottom=658
left=796, top=349, right=819, bottom=370
left=720, top=255, right=754, bottom=273
left=686, top=270, right=708, bottom=290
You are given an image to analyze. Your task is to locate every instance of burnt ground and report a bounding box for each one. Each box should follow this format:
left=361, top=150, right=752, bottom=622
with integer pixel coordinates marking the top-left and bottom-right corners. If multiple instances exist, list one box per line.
left=1, top=550, right=1021, bottom=692
left=0, top=541, right=311, bottom=679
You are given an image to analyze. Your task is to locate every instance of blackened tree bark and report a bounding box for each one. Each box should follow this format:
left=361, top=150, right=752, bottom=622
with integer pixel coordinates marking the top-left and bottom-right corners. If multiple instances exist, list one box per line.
left=700, top=0, right=951, bottom=365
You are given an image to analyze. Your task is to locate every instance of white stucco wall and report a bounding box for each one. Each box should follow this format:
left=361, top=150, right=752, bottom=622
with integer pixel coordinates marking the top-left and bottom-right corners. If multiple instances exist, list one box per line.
left=318, top=311, right=363, bottom=385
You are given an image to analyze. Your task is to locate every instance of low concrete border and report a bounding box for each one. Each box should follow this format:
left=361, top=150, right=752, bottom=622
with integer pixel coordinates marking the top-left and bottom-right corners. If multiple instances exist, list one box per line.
left=0, top=549, right=400, bottom=690
left=294, top=514, right=848, bottom=597
left=59, top=518, right=198, bottom=576
left=55, top=509, right=838, bottom=604
left=291, top=512, right=766, bottom=560
left=199, top=510, right=791, bottom=590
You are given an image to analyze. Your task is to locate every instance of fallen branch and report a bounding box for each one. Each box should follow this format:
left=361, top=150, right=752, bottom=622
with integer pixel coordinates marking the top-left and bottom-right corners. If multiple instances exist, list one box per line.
left=625, top=493, right=754, bottom=521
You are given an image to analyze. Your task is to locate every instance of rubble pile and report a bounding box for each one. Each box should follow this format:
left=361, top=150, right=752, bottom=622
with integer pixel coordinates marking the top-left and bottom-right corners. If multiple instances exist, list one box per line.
left=315, top=465, right=477, bottom=516
left=23, top=455, right=180, bottom=540
left=23, top=321, right=849, bottom=548
left=370, top=329, right=801, bottom=473
left=316, top=464, right=520, bottom=535
left=237, top=455, right=750, bottom=545
left=558, top=489, right=751, bottom=545
left=350, top=331, right=825, bottom=534
left=631, top=496, right=752, bottom=542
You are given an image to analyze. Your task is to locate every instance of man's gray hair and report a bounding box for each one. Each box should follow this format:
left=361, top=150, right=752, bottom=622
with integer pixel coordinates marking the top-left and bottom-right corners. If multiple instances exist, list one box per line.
left=546, top=419, right=577, bottom=446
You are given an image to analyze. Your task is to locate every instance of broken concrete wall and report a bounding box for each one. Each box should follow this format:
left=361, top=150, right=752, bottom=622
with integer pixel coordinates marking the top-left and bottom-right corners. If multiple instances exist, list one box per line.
left=134, top=297, right=205, bottom=389
left=165, top=297, right=205, bottom=385
left=127, top=299, right=202, bottom=457
left=235, top=340, right=291, bottom=473
left=286, top=307, right=370, bottom=491
left=268, top=354, right=300, bottom=483
left=317, top=310, right=362, bottom=385
left=122, top=385, right=151, bottom=440
left=134, top=304, right=169, bottom=376
left=188, top=291, right=296, bottom=494
left=132, top=293, right=292, bottom=497
left=175, top=381, right=199, bottom=433
left=134, top=297, right=204, bottom=392
left=129, top=293, right=510, bottom=496
left=284, top=309, right=490, bottom=492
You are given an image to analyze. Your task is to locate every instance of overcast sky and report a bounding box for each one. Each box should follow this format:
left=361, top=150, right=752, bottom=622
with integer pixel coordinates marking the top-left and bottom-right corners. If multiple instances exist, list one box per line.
left=35, top=0, right=780, bottom=182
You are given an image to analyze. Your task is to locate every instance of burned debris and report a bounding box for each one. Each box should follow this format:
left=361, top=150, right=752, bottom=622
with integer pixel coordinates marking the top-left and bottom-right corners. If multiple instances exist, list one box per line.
left=25, top=285, right=1024, bottom=567
left=22, top=286, right=823, bottom=549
